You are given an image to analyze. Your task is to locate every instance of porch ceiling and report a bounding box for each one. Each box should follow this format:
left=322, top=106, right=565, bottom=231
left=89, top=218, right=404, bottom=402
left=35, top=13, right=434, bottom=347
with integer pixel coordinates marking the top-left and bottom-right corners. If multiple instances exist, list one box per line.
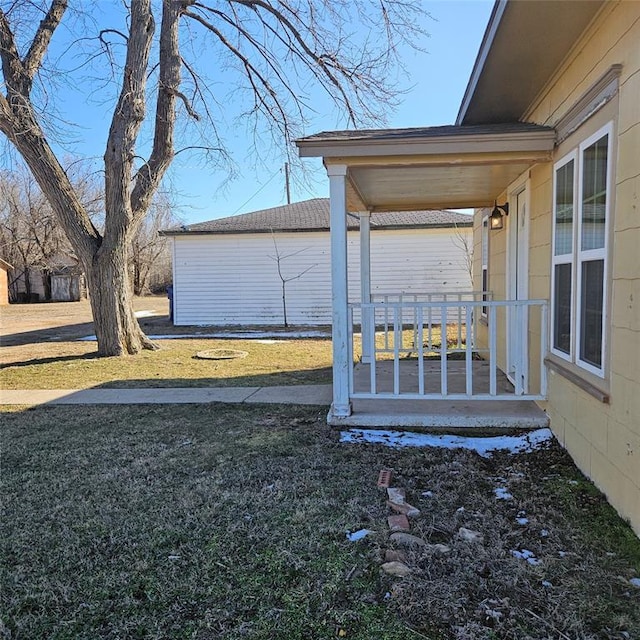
left=296, top=123, right=555, bottom=212
left=346, top=160, right=536, bottom=211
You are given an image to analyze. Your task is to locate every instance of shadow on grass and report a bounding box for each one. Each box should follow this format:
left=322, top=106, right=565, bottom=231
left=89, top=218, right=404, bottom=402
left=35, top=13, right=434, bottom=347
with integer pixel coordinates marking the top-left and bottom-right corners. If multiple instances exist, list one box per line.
left=0, top=321, right=95, bottom=347
left=0, top=352, right=101, bottom=368
left=90, top=365, right=334, bottom=388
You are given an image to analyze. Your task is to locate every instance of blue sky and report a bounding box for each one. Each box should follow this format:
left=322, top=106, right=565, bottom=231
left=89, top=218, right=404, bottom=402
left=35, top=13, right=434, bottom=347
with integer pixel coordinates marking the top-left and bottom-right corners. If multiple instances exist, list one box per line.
left=4, top=1, right=494, bottom=224
left=182, top=0, right=495, bottom=223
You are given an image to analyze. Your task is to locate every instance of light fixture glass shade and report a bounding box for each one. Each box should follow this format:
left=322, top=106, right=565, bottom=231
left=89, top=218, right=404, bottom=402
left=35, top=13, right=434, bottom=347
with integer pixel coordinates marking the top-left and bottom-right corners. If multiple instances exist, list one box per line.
left=490, top=208, right=504, bottom=230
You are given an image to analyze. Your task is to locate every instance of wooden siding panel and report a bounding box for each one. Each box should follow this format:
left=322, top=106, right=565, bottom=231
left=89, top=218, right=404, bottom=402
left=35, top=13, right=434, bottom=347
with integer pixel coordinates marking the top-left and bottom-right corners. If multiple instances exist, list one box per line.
left=173, top=227, right=472, bottom=326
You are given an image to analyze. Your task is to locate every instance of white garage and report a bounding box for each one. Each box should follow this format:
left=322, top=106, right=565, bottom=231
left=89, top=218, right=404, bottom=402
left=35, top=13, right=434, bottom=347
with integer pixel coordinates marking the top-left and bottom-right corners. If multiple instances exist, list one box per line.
left=163, top=198, right=473, bottom=326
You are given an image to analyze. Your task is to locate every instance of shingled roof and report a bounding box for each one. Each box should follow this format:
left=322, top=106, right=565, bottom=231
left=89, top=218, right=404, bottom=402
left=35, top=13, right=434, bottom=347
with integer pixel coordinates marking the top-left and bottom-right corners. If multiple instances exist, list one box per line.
left=162, top=198, right=473, bottom=235
left=297, top=122, right=554, bottom=143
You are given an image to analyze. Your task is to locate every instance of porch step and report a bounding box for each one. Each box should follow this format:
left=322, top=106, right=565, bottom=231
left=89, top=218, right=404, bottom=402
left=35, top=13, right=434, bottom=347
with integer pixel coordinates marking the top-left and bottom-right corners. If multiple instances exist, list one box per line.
left=328, top=399, right=549, bottom=435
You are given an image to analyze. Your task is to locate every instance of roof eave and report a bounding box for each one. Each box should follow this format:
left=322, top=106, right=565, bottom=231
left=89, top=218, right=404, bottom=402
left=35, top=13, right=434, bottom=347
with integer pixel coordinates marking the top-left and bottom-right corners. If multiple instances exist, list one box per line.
left=161, top=222, right=472, bottom=237
left=456, top=0, right=606, bottom=125
left=455, top=0, right=507, bottom=125
left=296, top=127, right=555, bottom=159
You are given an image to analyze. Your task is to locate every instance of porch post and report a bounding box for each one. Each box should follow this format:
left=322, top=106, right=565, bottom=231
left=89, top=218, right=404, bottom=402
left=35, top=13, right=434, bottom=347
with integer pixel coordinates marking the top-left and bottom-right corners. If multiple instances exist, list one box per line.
left=327, top=164, right=352, bottom=417
left=359, top=211, right=373, bottom=363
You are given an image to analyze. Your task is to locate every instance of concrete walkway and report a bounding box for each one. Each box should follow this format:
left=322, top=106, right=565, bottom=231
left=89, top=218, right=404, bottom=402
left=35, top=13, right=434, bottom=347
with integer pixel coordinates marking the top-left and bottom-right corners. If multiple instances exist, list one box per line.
left=0, top=384, right=333, bottom=406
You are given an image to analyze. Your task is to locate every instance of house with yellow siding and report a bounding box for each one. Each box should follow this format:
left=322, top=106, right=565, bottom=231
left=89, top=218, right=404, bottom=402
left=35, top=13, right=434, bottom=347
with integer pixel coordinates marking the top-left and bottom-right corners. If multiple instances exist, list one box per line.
left=297, top=0, right=640, bottom=535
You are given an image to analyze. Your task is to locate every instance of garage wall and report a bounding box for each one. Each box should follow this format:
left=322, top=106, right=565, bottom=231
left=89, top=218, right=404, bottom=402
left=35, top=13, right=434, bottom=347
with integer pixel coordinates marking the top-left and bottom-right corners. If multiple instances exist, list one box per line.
left=172, top=227, right=473, bottom=326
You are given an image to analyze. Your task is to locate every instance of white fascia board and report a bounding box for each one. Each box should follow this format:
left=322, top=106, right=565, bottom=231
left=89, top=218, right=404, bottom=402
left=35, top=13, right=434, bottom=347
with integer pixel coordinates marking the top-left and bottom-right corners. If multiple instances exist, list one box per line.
left=297, top=129, right=556, bottom=159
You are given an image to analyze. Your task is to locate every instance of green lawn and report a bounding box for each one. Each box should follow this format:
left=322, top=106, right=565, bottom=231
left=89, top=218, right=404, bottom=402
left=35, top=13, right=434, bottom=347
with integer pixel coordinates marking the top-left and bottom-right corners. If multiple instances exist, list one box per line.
left=2, top=404, right=639, bottom=639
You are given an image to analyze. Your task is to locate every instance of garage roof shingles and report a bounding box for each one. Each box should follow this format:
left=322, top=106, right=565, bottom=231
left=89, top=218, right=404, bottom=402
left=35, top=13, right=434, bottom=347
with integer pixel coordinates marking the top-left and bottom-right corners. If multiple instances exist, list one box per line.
left=166, top=198, right=473, bottom=235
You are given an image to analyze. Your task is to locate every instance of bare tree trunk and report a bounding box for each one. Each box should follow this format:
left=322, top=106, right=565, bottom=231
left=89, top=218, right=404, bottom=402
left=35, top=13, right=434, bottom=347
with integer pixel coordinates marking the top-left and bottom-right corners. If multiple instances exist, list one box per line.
left=0, top=0, right=167, bottom=355
left=23, top=264, right=31, bottom=299
left=80, top=242, right=156, bottom=355
left=281, top=280, right=288, bottom=328
left=42, top=270, right=51, bottom=301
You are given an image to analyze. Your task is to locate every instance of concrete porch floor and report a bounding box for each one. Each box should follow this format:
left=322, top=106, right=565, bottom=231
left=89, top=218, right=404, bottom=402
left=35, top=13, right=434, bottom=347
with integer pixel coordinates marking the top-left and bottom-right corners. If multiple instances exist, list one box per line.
left=328, top=360, right=549, bottom=433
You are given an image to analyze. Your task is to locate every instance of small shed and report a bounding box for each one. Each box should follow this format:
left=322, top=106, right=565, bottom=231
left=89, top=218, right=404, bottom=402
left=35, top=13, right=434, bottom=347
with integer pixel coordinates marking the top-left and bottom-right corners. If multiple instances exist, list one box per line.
left=162, top=198, right=473, bottom=326
left=50, top=264, right=85, bottom=302
left=0, top=258, right=12, bottom=306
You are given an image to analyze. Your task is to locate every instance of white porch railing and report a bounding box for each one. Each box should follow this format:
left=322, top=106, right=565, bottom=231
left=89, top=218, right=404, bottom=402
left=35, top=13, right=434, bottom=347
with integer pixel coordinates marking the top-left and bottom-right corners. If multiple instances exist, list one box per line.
left=349, top=297, right=548, bottom=401
left=369, top=290, right=490, bottom=355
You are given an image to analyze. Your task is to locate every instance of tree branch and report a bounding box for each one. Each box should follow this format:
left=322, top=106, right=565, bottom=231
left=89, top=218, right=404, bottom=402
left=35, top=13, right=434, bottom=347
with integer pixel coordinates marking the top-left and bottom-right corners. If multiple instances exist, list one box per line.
left=130, top=0, right=190, bottom=219
left=23, top=0, right=67, bottom=83
left=103, top=0, right=155, bottom=242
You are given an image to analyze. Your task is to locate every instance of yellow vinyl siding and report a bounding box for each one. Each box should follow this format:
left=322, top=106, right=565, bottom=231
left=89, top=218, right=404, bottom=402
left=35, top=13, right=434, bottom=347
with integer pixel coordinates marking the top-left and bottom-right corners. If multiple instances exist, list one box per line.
left=474, top=1, right=640, bottom=533
left=525, top=1, right=640, bottom=533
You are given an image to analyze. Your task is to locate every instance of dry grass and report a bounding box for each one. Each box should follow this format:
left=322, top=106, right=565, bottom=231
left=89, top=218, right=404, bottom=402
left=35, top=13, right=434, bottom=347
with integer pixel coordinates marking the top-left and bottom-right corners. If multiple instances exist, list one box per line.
left=0, top=338, right=334, bottom=389
left=1, top=297, right=336, bottom=390
left=2, top=404, right=639, bottom=639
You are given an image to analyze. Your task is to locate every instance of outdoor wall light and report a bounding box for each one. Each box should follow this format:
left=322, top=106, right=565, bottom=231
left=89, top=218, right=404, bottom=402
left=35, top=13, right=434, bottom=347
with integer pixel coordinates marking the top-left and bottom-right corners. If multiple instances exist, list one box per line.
left=490, top=201, right=509, bottom=230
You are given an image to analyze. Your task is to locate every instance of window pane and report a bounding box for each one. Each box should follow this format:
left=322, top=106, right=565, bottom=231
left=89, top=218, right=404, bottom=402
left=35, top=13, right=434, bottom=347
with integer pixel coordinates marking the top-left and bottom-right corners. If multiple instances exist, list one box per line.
left=580, top=259, right=604, bottom=368
left=555, top=160, right=574, bottom=256
left=553, top=263, right=572, bottom=354
left=582, top=135, right=608, bottom=251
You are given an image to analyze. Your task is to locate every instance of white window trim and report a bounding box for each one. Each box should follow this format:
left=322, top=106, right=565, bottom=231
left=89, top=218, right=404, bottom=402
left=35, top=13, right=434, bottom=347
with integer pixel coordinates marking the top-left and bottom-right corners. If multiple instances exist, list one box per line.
left=551, top=150, right=578, bottom=363
left=575, top=122, right=613, bottom=378
left=550, top=122, right=613, bottom=378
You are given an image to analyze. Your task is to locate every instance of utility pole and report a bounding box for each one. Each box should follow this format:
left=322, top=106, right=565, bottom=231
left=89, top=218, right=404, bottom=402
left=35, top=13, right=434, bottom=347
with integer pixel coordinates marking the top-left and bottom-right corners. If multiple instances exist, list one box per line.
left=284, top=163, right=291, bottom=204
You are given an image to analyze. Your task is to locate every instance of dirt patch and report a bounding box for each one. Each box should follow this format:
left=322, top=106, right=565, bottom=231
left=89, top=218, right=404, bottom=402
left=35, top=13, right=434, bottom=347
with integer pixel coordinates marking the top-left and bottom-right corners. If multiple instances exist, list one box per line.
left=0, top=296, right=169, bottom=345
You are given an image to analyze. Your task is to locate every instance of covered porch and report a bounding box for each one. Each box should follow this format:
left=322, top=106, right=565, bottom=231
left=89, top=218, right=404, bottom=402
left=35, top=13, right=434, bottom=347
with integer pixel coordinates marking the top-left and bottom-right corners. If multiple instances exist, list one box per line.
left=296, top=123, right=555, bottom=429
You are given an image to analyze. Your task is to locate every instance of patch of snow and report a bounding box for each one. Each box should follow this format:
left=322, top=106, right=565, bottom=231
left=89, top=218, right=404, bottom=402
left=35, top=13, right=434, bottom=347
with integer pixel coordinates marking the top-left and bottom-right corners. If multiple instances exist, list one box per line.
left=346, top=529, right=374, bottom=542
left=134, top=310, right=160, bottom=318
left=421, top=491, right=434, bottom=498
left=540, top=529, right=549, bottom=538
left=542, top=580, right=553, bottom=588
left=494, top=487, right=513, bottom=500
left=558, top=551, right=567, bottom=557
left=511, top=549, right=542, bottom=565
left=484, top=609, right=503, bottom=622
left=567, top=480, right=579, bottom=485
left=630, top=578, right=640, bottom=588
left=79, top=330, right=330, bottom=341
left=339, top=428, right=554, bottom=458
left=516, top=517, right=529, bottom=525
left=456, top=507, right=465, bottom=513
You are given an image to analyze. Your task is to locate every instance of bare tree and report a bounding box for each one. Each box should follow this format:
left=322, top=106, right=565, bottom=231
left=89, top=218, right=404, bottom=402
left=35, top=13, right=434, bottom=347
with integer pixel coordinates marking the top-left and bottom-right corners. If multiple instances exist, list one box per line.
left=0, top=167, right=73, bottom=300
left=0, top=0, right=427, bottom=355
left=269, top=231, right=316, bottom=327
left=451, top=223, right=474, bottom=288
left=130, top=191, right=181, bottom=296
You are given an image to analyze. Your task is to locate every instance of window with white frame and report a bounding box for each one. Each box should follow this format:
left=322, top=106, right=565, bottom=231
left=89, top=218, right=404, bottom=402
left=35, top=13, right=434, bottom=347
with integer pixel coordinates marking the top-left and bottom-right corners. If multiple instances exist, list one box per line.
left=551, top=122, right=612, bottom=377
left=481, top=214, right=489, bottom=317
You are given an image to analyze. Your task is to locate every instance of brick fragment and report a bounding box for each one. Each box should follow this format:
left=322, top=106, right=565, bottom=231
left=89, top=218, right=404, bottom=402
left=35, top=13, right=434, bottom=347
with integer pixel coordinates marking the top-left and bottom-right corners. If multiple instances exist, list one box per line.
left=381, top=561, right=411, bottom=577
left=387, top=500, right=421, bottom=518
left=387, top=487, right=406, bottom=504
left=388, top=514, right=411, bottom=532
left=377, top=468, right=393, bottom=488
left=384, top=549, right=408, bottom=563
